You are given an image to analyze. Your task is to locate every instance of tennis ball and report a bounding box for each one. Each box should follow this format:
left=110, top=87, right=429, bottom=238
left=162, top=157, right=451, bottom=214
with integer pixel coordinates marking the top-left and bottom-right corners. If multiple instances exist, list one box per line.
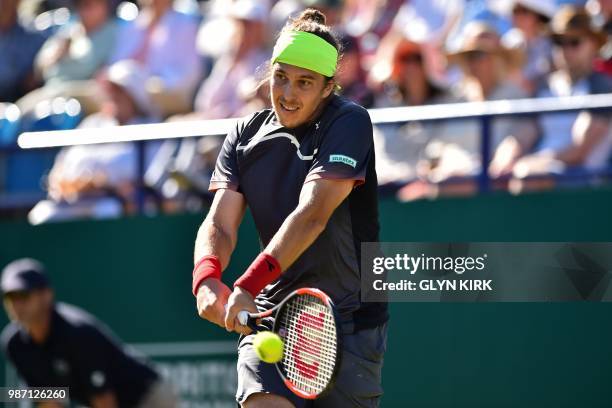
left=253, top=331, right=284, bottom=363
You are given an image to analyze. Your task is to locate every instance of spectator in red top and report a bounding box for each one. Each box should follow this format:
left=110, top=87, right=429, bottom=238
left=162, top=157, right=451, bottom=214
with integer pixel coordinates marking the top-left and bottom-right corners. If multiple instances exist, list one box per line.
left=588, top=0, right=612, bottom=75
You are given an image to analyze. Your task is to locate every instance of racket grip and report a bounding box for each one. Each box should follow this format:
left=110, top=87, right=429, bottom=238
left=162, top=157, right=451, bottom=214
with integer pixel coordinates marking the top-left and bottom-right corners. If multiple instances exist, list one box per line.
left=238, top=311, right=249, bottom=326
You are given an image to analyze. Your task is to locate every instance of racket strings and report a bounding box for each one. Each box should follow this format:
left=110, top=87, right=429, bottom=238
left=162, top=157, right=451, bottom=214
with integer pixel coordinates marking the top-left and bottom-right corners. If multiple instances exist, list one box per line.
left=279, top=294, right=337, bottom=396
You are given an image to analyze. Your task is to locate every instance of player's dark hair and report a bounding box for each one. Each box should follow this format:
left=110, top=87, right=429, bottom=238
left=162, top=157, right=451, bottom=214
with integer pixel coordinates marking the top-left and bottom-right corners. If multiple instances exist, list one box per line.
left=284, top=9, right=342, bottom=58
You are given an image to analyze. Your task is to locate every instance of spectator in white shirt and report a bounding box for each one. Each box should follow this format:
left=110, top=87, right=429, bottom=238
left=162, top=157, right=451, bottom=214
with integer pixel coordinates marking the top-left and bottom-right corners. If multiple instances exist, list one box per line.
left=29, top=60, right=163, bottom=224
left=173, top=0, right=269, bottom=120
left=110, top=0, right=202, bottom=116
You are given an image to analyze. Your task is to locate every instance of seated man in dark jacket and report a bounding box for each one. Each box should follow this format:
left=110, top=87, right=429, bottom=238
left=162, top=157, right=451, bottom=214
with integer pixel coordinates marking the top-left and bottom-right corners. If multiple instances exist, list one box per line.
left=1, top=258, right=177, bottom=408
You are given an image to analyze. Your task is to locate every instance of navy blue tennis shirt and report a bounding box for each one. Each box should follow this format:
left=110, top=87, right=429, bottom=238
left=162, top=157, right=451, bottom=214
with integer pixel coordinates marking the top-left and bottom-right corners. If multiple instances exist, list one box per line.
left=210, top=94, right=388, bottom=331
left=1, top=303, right=159, bottom=407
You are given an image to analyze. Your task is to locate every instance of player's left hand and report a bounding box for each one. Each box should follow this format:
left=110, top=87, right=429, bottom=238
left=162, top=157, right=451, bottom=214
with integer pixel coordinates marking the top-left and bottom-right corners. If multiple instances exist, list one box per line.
left=225, top=286, right=257, bottom=335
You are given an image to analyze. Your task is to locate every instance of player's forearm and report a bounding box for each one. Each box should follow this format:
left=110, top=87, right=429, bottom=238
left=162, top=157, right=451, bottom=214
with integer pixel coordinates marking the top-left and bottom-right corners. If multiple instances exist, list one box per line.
left=264, top=206, right=328, bottom=271
left=194, top=219, right=236, bottom=270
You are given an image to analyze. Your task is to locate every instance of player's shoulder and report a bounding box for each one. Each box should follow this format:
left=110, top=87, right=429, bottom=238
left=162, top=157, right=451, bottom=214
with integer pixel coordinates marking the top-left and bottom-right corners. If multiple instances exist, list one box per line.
left=238, top=109, right=276, bottom=130
left=232, top=109, right=280, bottom=143
left=56, top=303, right=121, bottom=347
left=55, top=302, right=104, bottom=334
left=319, top=95, right=372, bottom=138
left=317, top=95, right=372, bottom=135
left=327, top=94, right=371, bottom=121
left=1, top=322, right=23, bottom=354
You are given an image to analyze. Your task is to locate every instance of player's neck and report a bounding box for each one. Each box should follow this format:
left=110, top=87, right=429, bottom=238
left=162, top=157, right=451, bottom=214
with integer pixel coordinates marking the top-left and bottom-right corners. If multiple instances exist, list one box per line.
left=304, top=94, right=333, bottom=127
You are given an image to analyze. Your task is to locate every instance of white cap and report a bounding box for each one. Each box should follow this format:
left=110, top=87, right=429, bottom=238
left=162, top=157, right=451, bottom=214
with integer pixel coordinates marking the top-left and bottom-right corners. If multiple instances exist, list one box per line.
left=105, top=60, right=155, bottom=116
left=489, top=0, right=557, bottom=19
left=229, top=0, right=269, bottom=22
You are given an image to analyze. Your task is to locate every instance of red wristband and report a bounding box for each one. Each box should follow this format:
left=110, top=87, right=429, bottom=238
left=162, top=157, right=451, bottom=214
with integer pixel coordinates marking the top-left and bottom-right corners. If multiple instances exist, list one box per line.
left=192, top=255, right=222, bottom=296
left=234, top=253, right=282, bottom=297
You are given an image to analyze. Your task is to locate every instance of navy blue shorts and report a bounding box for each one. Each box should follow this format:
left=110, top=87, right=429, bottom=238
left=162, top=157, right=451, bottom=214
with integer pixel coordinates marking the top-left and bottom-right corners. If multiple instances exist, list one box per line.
left=236, top=323, right=388, bottom=407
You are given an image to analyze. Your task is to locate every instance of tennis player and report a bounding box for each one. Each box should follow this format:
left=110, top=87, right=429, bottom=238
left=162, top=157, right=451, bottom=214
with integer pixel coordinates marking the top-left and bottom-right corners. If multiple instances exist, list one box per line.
left=193, top=9, right=388, bottom=408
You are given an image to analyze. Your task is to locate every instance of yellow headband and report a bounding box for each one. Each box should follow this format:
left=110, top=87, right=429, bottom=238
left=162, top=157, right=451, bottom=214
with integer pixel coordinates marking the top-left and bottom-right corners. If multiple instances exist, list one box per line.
left=271, top=30, right=338, bottom=77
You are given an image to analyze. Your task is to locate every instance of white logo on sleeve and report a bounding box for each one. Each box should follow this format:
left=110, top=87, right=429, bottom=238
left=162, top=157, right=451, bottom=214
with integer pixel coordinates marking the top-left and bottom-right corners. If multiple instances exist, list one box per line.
left=329, top=154, right=357, bottom=168
left=91, top=370, right=106, bottom=387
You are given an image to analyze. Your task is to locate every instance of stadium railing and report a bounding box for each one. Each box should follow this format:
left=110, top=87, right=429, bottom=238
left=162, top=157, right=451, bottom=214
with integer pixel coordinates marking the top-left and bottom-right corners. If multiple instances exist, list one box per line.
left=4, top=93, right=612, bottom=213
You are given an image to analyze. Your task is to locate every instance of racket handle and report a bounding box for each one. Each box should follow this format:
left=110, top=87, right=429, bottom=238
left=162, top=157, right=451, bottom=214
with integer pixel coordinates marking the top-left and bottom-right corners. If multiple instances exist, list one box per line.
left=224, top=306, right=257, bottom=331
left=238, top=310, right=249, bottom=326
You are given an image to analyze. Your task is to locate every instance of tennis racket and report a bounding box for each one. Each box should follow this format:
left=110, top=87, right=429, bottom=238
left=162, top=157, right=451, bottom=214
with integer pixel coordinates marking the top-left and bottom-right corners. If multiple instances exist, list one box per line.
left=237, top=287, right=341, bottom=400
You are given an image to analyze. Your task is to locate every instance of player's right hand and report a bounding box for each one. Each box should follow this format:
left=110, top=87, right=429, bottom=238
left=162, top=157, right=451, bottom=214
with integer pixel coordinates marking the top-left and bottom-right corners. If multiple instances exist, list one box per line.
left=196, top=278, right=232, bottom=328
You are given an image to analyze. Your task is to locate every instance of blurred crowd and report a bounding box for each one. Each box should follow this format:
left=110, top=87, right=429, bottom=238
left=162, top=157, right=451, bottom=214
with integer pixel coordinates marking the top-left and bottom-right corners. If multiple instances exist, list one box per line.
left=0, top=0, right=611, bottom=222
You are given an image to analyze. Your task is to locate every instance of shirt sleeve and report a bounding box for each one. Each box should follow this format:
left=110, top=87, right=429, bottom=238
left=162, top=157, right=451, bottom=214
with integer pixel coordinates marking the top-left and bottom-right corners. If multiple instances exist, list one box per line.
left=1, top=329, right=39, bottom=386
left=73, top=326, right=114, bottom=398
left=209, top=120, right=243, bottom=192
left=305, top=108, right=374, bottom=186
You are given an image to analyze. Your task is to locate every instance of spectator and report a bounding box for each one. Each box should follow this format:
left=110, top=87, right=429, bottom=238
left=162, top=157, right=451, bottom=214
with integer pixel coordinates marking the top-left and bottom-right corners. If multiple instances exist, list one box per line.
left=0, top=0, right=46, bottom=102
left=499, top=0, right=556, bottom=95
left=373, top=39, right=454, bottom=186
left=1, top=258, right=178, bottom=407
left=163, top=1, right=269, bottom=208
left=397, top=22, right=536, bottom=200
left=176, top=0, right=269, bottom=120
left=336, top=32, right=375, bottom=107
left=386, top=0, right=464, bottom=85
left=270, top=0, right=303, bottom=33
left=587, top=0, right=612, bottom=75
left=342, top=0, right=405, bottom=42
left=17, top=0, right=118, bottom=115
left=234, top=74, right=271, bottom=116
left=376, top=39, right=448, bottom=107
left=434, top=23, right=533, bottom=178
left=153, top=135, right=224, bottom=213
left=80, top=60, right=159, bottom=126
left=38, top=0, right=117, bottom=84
left=110, top=0, right=202, bottom=116
left=508, top=6, right=612, bottom=192
left=29, top=60, right=165, bottom=223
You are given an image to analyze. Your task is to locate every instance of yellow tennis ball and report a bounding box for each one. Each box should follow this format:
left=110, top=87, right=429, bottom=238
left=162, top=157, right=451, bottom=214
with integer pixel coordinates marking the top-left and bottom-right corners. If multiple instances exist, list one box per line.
left=253, top=331, right=284, bottom=363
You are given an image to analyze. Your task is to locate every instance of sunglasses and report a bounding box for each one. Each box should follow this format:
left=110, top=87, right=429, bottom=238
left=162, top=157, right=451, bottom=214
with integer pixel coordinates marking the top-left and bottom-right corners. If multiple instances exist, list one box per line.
left=552, top=37, right=583, bottom=48
left=399, top=54, right=423, bottom=64
left=463, top=50, right=489, bottom=62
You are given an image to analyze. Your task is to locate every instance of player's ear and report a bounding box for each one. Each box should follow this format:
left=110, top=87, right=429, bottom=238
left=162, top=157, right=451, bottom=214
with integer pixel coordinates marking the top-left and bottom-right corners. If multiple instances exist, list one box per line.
left=321, top=79, right=335, bottom=98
